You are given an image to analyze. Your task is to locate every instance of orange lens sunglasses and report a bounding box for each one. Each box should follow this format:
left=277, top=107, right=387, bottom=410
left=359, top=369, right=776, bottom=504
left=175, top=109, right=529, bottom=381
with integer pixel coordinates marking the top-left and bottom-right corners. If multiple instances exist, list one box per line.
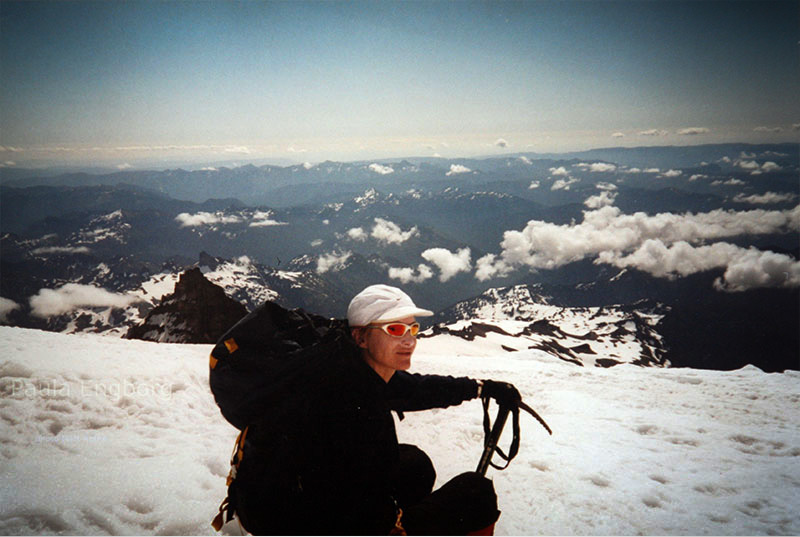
left=368, top=322, right=420, bottom=337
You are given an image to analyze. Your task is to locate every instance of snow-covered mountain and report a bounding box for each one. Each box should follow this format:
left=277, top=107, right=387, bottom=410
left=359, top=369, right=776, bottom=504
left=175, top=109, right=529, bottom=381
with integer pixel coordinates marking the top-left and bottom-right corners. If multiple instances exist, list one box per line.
left=1, top=325, right=797, bottom=535
left=428, top=285, right=667, bottom=368
left=2, top=145, right=798, bottom=371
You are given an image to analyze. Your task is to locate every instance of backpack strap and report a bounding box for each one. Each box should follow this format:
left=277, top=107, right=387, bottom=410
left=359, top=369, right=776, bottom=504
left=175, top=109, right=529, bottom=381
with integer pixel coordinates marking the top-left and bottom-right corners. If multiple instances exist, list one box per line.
left=211, top=426, right=249, bottom=531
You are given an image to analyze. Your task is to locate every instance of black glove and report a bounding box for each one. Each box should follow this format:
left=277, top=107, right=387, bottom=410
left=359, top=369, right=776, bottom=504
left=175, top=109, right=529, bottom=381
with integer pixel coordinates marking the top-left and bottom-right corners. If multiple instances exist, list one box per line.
left=481, top=380, right=521, bottom=408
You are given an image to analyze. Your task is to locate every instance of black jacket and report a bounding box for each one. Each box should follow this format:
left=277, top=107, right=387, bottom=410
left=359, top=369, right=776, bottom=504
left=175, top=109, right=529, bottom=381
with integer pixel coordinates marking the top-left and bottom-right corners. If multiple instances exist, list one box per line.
left=239, top=340, right=478, bottom=535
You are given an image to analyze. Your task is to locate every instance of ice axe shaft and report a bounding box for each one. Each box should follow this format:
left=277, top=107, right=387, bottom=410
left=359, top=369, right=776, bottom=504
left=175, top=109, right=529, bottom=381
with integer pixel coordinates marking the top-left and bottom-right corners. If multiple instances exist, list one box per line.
left=476, top=405, right=510, bottom=476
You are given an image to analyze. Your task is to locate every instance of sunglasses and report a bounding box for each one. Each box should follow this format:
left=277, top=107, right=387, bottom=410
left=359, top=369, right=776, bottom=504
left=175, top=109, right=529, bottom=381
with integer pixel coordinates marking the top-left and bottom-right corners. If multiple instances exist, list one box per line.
left=367, top=322, right=420, bottom=337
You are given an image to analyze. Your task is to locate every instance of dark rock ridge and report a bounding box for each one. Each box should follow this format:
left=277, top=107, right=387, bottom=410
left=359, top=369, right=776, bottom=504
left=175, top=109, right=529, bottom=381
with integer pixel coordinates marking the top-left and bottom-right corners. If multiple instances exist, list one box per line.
left=126, top=268, right=246, bottom=343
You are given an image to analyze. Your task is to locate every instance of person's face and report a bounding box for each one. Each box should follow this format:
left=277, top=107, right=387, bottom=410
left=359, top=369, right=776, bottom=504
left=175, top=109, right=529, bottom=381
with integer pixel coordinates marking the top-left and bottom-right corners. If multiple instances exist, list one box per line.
left=353, top=316, right=418, bottom=382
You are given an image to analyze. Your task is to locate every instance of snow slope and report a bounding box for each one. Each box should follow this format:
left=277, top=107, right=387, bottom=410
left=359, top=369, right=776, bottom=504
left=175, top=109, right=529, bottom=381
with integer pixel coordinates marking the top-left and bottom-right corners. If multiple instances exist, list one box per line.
left=0, top=326, right=798, bottom=535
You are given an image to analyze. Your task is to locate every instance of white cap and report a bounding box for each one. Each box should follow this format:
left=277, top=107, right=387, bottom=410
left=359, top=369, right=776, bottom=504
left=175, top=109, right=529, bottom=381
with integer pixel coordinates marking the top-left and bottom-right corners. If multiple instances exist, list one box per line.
left=347, top=284, right=433, bottom=327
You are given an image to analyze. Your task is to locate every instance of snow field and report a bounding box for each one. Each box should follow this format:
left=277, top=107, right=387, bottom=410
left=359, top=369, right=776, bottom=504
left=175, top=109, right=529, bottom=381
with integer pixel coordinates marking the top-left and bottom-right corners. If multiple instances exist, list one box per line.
left=0, top=326, right=798, bottom=535
left=408, top=339, right=800, bottom=535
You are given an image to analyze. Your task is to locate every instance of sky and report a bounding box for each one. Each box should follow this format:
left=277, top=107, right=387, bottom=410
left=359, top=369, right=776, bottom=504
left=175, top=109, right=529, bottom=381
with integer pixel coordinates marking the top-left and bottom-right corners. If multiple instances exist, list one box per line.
left=1, top=0, right=799, bottom=168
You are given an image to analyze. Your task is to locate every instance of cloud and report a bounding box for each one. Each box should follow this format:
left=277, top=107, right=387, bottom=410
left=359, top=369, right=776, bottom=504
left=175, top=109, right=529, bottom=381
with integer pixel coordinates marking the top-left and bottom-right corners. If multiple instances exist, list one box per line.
left=116, top=163, right=132, bottom=170
left=316, top=251, right=352, bottom=274
left=446, top=164, right=471, bottom=176
left=549, top=166, right=569, bottom=176
left=0, top=297, right=20, bottom=321
left=638, top=129, right=668, bottom=137
left=737, top=160, right=760, bottom=170
left=732, top=192, right=798, bottom=205
left=29, top=283, right=140, bottom=318
left=371, top=218, right=419, bottom=244
left=518, top=156, right=532, bottom=165
left=31, top=246, right=91, bottom=255
left=529, top=180, right=540, bottom=190
left=711, top=178, right=746, bottom=186
left=249, top=210, right=288, bottom=227
left=552, top=177, right=580, bottom=191
left=793, top=123, right=800, bottom=131
left=368, top=163, right=394, bottom=175
left=754, top=126, right=783, bottom=133
left=678, top=127, right=710, bottom=136
left=584, top=191, right=617, bottom=209
left=389, top=264, right=434, bottom=284
left=495, top=138, right=508, bottom=148
left=577, top=162, right=617, bottom=173
left=661, top=169, right=682, bottom=178
left=224, top=146, right=251, bottom=154
left=347, top=227, right=368, bottom=241
left=689, top=174, right=708, bottom=181
left=421, top=247, right=472, bottom=282
left=597, top=240, right=800, bottom=291
left=597, top=182, right=618, bottom=191
left=175, top=212, right=243, bottom=227
left=612, top=132, right=625, bottom=138
left=760, top=161, right=781, bottom=173
left=474, top=204, right=800, bottom=289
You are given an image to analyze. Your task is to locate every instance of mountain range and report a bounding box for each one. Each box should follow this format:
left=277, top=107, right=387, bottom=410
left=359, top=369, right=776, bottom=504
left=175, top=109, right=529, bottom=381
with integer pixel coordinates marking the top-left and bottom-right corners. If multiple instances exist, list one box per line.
left=1, top=143, right=797, bottom=372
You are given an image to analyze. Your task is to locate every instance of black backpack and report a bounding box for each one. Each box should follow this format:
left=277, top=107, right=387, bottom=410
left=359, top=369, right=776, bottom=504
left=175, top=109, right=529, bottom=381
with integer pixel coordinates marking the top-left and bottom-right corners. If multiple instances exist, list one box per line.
left=209, top=301, right=350, bottom=532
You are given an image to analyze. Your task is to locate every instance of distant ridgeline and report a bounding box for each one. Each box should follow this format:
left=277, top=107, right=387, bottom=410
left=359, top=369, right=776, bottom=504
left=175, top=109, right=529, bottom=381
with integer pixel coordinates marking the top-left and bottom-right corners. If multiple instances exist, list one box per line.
left=1, top=143, right=798, bottom=372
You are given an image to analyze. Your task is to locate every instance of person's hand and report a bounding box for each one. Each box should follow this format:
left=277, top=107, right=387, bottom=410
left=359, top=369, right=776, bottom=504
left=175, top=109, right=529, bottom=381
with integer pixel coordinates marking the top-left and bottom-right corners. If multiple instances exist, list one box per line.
left=481, top=380, right=521, bottom=408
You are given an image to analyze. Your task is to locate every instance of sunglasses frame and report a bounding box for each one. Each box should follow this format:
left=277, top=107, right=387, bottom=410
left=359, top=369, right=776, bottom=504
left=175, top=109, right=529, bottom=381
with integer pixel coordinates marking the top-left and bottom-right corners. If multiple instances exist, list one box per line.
left=367, top=322, right=421, bottom=338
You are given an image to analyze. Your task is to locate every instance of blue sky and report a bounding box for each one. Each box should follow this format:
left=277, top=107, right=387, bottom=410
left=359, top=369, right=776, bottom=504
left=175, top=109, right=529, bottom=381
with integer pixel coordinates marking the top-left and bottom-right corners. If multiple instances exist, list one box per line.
left=1, top=0, right=798, bottom=167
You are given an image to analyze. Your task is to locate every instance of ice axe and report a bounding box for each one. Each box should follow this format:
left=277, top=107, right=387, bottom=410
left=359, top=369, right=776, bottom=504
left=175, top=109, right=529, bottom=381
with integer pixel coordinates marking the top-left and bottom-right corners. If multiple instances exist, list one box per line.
left=476, top=396, right=552, bottom=476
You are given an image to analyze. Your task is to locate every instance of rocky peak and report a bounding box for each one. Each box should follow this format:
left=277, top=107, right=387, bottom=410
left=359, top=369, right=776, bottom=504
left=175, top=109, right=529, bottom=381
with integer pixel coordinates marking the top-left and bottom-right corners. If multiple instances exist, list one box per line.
left=126, top=267, right=246, bottom=343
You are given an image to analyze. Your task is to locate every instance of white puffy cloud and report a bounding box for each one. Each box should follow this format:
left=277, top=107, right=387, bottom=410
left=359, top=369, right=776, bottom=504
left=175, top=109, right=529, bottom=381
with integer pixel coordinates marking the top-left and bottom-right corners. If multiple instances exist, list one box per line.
left=737, top=160, right=760, bottom=170
left=175, top=212, right=243, bottom=227
left=612, top=132, right=625, bottom=138
left=446, top=164, right=472, bottom=176
left=760, top=161, right=781, bottom=173
left=475, top=253, right=513, bottom=281
left=689, top=174, right=708, bottom=181
left=584, top=191, right=617, bottom=209
left=0, top=297, right=20, bottom=321
left=549, top=166, right=569, bottom=176
left=421, top=247, right=472, bottom=282
left=316, top=251, right=352, bottom=274
left=597, top=240, right=800, bottom=291
left=754, top=126, right=783, bottom=133
left=29, top=284, right=141, bottom=318
left=368, top=163, right=394, bottom=175
left=495, top=138, right=508, bottom=148
left=552, top=177, right=580, bottom=191
left=371, top=218, right=419, bottom=245
left=249, top=211, right=288, bottom=227
left=678, top=127, right=710, bottom=135
left=518, top=156, right=532, bottom=165
left=661, top=169, right=682, bottom=178
left=715, top=248, right=800, bottom=291
left=528, top=180, right=540, bottom=190
left=347, top=227, right=368, bottom=241
left=577, top=162, right=617, bottom=173
left=475, top=204, right=800, bottom=290
left=388, top=264, right=434, bottom=284
left=732, top=192, right=798, bottom=205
